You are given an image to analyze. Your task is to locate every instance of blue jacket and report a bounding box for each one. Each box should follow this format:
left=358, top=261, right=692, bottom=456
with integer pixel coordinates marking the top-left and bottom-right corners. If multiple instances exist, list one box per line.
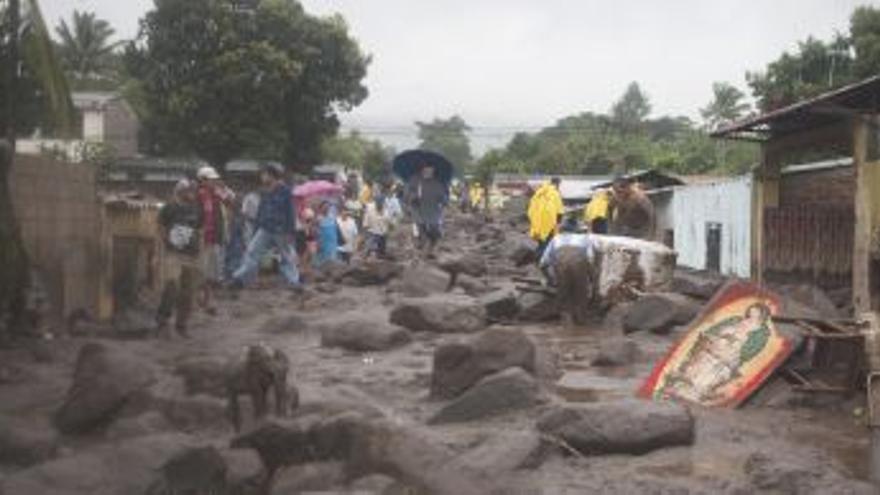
left=256, top=184, right=295, bottom=235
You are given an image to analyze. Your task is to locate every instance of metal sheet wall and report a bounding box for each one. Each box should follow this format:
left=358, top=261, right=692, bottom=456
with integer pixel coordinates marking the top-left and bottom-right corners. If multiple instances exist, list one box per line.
left=672, top=176, right=753, bottom=277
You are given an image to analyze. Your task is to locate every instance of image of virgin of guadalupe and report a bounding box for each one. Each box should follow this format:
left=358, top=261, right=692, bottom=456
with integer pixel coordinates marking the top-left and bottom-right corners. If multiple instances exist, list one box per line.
left=658, top=303, right=772, bottom=405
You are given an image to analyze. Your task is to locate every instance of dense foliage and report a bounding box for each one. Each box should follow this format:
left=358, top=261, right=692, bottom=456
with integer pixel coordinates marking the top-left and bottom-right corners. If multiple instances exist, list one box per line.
left=320, top=130, right=394, bottom=181
left=55, top=10, right=122, bottom=91
left=417, top=115, right=473, bottom=170
left=125, top=0, right=370, bottom=171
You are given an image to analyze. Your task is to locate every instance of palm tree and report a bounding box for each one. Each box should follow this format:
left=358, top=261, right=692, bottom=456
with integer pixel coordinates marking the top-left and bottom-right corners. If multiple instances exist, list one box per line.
left=55, top=10, right=120, bottom=85
left=700, top=82, right=751, bottom=131
left=1, top=0, right=73, bottom=339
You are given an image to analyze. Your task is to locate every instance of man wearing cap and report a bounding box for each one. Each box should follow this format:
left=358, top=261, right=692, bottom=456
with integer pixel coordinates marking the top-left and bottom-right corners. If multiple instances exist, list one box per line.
left=196, top=166, right=235, bottom=313
left=609, top=177, right=655, bottom=240
left=156, top=179, right=203, bottom=338
left=231, top=163, right=301, bottom=289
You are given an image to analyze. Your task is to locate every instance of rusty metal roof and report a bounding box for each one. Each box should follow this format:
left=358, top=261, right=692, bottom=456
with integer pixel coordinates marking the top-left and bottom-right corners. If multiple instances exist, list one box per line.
left=711, top=75, right=880, bottom=141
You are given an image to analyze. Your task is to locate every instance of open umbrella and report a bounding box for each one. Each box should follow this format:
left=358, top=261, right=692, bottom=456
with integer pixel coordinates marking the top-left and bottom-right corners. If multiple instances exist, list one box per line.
left=392, top=149, right=455, bottom=185
left=293, top=180, right=344, bottom=199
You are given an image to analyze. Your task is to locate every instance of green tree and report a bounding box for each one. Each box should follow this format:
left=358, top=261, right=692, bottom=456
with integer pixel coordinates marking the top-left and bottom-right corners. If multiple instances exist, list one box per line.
left=611, top=82, right=651, bottom=133
left=55, top=10, right=121, bottom=89
left=700, top=82, right=750, bottom=131
left=320, top=130, right=393, bottom=180
left=1, top=0, right=74, bottom=337
left=126, top=0, right=369, bottom=171
left=851, top=6, right=880, bottom=78
left=416, top=115, right=472, bottom=170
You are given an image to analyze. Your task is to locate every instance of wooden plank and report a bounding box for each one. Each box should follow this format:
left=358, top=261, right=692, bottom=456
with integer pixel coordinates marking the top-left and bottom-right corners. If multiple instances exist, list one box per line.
left=853, top=117, right=872, bottom=313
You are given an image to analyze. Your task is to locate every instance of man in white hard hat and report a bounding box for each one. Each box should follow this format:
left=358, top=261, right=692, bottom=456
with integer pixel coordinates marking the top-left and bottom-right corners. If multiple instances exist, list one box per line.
left=196, top=166, right=235, bottom=314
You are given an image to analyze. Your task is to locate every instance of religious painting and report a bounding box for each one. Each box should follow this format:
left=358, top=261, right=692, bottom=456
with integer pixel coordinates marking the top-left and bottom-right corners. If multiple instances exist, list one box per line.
left=638, top=281, right=794, bottom=408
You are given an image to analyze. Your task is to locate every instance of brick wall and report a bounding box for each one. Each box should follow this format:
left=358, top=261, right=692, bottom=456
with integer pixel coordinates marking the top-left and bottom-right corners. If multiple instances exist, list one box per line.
left=10, top=155, right=101, bottom=320
left=779, top=165, right=854, bottom=209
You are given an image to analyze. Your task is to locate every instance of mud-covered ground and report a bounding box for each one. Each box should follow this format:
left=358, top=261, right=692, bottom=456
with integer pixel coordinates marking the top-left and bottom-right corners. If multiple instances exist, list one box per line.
left=0, top=209, right=874, bottom=494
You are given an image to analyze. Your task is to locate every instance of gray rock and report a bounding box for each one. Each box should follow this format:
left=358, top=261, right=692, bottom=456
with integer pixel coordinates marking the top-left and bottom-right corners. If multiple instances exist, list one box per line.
left=622, top=293, right=701, bottom=335
left=2, top=433, right=199, bottom=495
left=54, top=342, right=156, bottom=434
left=431, top=327, right=537, bottom=399
left=457, top=431, right=549, bottom=474
left=160, top=394, right=230, bottom=432
left=774, top=283, right=843, bottom=319
left=174, top=357, right=228, bottom=397
left=456, top=273, right=494, bottom=297
left=147, top=446, right=228, bottom=495
left=258, top=313, right=309, bottom=334
left=670, top=270, right=724, bottom=301
left=105, top=411, right=172, bottom=440
left=591, top=337, right=641, bottom=367
left=392, top=266, right=450, bottom=297
left=480, top=289, right=520, bottom=320
left=438, top=254, right=488, bottom=278
left=429, top=368, right=541, bottom=424
left=271, top=462, right=347, bottom=494
left=744, top=452, right=875, bottom=495
left=321, top=319, right=411, bottom=352
left=537, top=400, right=694, bottom=456
left=0, top=420, right=58, bottom=467
left=389, top=295, right=487, bottom=334
left=510, top=240, right=538, bottom=267
left=517, top=292, right=558, bottom=322
left=342, top=261, right=403, bottom=286
left=219, top=448, right=264, bottom=492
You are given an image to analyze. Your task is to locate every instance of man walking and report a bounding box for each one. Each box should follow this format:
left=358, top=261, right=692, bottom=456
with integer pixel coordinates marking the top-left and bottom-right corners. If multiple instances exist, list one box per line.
left=195, top=166, right=235, bottom=313
left=230, top=164, right=301, bottom=289
left=405, top=164, right=447, bottom=258
left=156, top=179, right=203, bottom=338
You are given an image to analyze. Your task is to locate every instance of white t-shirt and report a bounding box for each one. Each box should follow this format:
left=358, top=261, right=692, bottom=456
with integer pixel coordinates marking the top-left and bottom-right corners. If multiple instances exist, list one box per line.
left=337, top=217, right=359, bottom=253
left=363, top=204, right=391, bottom=235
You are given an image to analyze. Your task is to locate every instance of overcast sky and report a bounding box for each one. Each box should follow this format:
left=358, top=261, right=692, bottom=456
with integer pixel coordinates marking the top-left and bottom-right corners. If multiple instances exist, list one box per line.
left=42, top=0, right=872, bottom=151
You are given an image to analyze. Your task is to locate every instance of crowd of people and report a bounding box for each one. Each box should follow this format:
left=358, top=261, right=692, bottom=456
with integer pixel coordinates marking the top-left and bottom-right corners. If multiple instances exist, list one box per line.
left=154, top=162, right=451, bottom=338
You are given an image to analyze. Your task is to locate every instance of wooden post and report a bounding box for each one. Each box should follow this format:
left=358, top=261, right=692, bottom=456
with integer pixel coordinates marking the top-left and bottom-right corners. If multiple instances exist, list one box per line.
left=751, top=145, right=780, bottom=284
left=853, top=117, right=872, bottom=314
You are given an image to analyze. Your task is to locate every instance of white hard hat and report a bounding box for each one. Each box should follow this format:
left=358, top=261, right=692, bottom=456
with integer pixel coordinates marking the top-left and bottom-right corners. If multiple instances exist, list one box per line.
left=197, top=166, right=220, bottom=180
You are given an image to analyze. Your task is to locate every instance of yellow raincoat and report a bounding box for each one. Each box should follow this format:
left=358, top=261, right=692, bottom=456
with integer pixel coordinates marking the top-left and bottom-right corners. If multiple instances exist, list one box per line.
left=470, top=183, right=484, bottom=209
left=584, top=190, right=610, bottom=223
left=359, top=184, right=373, bottom=205
left=528, top=182, right=564, bottom=241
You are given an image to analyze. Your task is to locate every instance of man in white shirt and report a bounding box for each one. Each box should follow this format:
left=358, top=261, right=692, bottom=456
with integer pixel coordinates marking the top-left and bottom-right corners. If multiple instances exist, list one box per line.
left=539, top=217, right=596, bottom=327
left=336, top=208, right=359, bottom=263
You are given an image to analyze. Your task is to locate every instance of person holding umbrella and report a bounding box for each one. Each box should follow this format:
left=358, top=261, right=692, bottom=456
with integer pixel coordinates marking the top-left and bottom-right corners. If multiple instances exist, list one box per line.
left=405, top=163, right=448, bottom=258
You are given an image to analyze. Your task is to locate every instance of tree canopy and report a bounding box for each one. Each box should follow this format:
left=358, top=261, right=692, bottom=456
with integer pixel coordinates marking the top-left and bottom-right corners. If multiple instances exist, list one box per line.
left=125, top=0, right=370, bottom=171
left=611, top=81, right=651, bottom=133
left=55, top=10, right=122, bottom=90
left=700, top=82, right=751, bottom=131
left=416, top=115, right=473, bottom=170
left=320, top=130, right=393, bottom=181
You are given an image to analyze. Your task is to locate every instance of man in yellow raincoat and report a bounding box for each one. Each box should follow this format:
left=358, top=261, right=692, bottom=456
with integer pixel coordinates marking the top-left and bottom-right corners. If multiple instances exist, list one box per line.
left=470, top=182, right=484, bottom=210
left=583, top=189, right=610, bottom=234
left=528, top=177, right=564, bottom=257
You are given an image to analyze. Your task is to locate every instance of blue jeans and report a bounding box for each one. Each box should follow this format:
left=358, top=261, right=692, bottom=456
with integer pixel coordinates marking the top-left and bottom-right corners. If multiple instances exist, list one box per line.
left=233, top=229, right=301, bottom=287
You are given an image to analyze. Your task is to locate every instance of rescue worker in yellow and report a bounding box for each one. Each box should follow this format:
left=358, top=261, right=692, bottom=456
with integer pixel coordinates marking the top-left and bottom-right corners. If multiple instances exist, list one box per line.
left=528, top=177, right=564, bottom=257
left=583, top=189, right=611, bottom=234
left=359, top=180, right=373, bottom=207
left=470, top=182, right=484, bottom=211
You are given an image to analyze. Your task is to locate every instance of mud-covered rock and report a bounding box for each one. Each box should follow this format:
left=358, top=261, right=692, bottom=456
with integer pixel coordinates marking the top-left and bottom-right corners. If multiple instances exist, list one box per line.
left=457, top=430, right=549, bottom=473
left=0, top=420, right=58, bottom=467
left=258, top=313, right=309, bottom=334
left=517, top=292, right=558, bottom=322
left=744, top=452, right=874, bottom=495
left=105, top=411, right=172, bottom=440
left=2, top=433, right=199, bottom=495
left=54, top=342, right=156, bottom=434
left=431, top=327, right=537, bottom=399
left=146, top=446, right=228, bottom=495
left=510, top=240, right=538, bottom=267
left=537, top=400, right=694, bottom=456
left=160, top=395, right=229, bottom=432
left=341, top=261, right=403, bottom=286
left=271, top=461, right=347, bottom=494
left=670, top=270, right=724, bottom=301
left=393, top=265, right=450, bottom=297
left=456, top=273, right=494, bottom=297
left=429, top=368, right=541, bottom=424
left=321, top=319, right=412, bottom=352
left=438, top=254, right=488, bottom=278
left=389, top=295, right=487, bottom=334
left=591, top=337, right=641, bottom=367
left=174, top=357, right=228, bottom=398
left=480, top=289, right=520, bottom=320
left=622, top=293, right=700, bottom=335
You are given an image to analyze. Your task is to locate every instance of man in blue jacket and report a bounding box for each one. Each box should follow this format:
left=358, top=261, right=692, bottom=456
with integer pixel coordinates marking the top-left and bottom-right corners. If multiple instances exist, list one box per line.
left=230, top=164, right=301, bottom=289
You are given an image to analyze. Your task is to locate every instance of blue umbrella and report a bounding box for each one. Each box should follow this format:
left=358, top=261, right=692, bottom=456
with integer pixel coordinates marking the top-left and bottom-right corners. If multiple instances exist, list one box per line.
left=392, top=149, right=455, bottom=185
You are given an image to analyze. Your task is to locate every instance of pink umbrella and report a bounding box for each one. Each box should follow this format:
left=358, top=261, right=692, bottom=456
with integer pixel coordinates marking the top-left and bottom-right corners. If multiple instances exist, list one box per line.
left=293, top=180, right=344, bottom=199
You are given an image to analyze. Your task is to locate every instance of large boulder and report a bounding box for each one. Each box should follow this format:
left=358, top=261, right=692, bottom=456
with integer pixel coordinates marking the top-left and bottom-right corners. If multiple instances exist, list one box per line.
left=517, top=292, right=558, bottom=322
left=341, top=260, right=403, bottom=286
left=146, top=446, right=228, bottom=495
left=456, top=430, right=548, bottom=474
left=670, top=270, right=724, bottom=301
left=174, top=357, right=228, bottom=398
left=54, top=342, right=156, bottom=434
left=479, top=289, right=520, bottom=320
left=1, top=433, right=199, bottom=495
left=509, top=240, right=538, bottom=267
left=271, top=462, right=347, bottom=494
left=429, top=368, right=541, bottom=424
left=622, top=293, right=700, bottom=335
left=591, top=337, right=641, bottom=367
left=438, top=254, right=488, bottom=278
left=456, top=273, right=494, bottom=297
left=321, top=319, right=412, bottom=352
left=431, top=327, right=537, bottom=399
left=390, top=295, right=487, bottom=334
left=537, top=400, right=694, bottom=456
left=774, top=284, right=843, bottom=319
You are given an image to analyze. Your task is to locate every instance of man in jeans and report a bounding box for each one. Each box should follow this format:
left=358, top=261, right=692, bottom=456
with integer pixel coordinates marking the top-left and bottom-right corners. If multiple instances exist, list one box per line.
left=231, top=164, right=301, bottom=289
left=156, top=179, right=203, bottom=338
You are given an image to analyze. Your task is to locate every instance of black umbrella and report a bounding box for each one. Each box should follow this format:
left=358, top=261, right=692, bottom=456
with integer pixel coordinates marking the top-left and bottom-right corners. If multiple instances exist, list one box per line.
left=392, top=149, right=455, bottom=185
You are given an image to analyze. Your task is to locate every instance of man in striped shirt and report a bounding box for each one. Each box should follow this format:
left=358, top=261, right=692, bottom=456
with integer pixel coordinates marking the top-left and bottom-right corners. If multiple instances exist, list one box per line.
left=539, top=218, right=597, bottom=327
